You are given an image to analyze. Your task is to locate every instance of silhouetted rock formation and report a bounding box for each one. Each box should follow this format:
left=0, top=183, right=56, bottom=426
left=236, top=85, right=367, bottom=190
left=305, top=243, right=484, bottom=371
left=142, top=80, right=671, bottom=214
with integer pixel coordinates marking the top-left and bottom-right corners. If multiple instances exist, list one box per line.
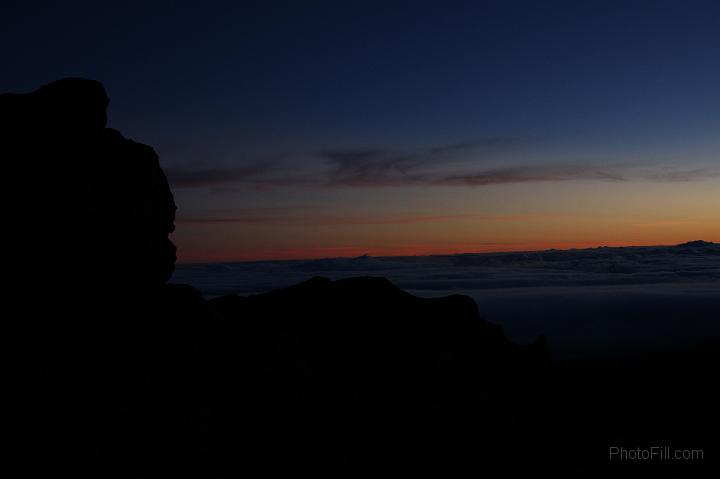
left=3, top=79, right=188, bottom=475
left=1, top=78, right=176, bottom=307
left=207, top=276, right=549, bottom=474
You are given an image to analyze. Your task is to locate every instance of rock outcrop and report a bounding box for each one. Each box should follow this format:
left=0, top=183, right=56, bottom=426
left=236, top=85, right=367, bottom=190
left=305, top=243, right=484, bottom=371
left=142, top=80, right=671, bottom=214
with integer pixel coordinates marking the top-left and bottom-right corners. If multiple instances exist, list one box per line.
left=1, top=78, right=176, bottom=308
left=2, top=79, right=187, bottom=475
left=207, top=276, right=550, bottom=475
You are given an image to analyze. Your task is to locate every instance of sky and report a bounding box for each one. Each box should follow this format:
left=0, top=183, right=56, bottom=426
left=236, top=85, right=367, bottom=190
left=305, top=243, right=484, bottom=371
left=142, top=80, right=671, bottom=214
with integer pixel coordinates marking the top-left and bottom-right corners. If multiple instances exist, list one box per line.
left=3, top=0, right=720, bottom=262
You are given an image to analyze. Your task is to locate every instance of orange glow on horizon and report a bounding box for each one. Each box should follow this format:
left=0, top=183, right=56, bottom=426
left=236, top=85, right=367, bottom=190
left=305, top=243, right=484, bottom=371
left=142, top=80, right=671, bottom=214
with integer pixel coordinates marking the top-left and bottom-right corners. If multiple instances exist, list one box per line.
left=175, top=238, right=705, bottom=264
left=172, top=178, right=720, bottom=264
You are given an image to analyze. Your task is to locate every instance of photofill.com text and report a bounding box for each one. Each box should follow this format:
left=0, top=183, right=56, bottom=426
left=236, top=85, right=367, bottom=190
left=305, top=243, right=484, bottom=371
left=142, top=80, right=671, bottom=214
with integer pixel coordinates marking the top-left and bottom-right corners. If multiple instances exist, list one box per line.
left=609, top=446, right=703, bottom=461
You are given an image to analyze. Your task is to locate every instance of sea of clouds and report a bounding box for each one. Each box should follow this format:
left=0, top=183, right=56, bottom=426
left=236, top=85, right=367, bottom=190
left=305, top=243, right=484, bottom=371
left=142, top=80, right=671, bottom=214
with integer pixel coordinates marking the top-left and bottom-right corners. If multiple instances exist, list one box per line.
left=172, top=242, right=720, bottom=358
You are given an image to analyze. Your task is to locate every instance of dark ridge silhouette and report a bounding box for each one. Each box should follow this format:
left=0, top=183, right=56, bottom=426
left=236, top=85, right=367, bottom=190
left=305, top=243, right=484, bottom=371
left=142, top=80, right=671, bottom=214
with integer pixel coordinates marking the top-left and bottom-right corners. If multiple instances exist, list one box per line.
left=675, top=239, right=717, bottom=248
left=4, top=80, right=718, bottom=475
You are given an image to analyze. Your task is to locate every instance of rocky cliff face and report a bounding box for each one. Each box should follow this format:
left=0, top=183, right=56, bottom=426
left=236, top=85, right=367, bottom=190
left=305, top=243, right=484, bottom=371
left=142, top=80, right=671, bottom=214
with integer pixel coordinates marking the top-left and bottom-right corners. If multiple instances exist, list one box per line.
left=1, top=78, right=176, bottom=307
left=2, top=79, right=188, bottom=474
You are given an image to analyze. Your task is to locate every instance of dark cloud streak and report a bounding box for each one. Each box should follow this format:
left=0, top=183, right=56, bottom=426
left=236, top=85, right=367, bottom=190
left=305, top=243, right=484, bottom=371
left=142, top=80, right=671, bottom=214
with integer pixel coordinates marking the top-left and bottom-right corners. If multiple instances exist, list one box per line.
left=177, top=213, right=484, bottom=225
left=165, top=164, right=268, bottom=188
left=168, top=138, right=720, bottom=190
left=177, top=211, right=575, bottom=226
left=432, top=166, right=626, bottom=187
left=168, top=161, right=627, bottom=189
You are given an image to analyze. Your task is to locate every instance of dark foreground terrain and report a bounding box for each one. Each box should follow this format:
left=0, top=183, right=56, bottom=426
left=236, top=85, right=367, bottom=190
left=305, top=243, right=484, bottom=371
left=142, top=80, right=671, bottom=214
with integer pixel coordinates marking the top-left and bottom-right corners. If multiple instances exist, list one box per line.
left=174, top=240, right=720, bottom=358
left=4, top=80, right=717, bottom=475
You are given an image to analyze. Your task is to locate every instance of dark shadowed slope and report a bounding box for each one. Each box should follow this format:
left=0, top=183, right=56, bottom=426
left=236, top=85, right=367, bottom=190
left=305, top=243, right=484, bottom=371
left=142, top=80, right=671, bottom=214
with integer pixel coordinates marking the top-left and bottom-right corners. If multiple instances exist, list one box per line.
left=207, top=276, right=550, bottom=475
left=4, top=80, right=718, bottom=476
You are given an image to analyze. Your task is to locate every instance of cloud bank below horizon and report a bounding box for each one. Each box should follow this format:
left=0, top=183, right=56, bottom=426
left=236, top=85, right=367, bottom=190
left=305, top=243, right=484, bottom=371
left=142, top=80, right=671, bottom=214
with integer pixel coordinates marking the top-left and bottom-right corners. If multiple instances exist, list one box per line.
left=172, top=242, right=720, bottom=359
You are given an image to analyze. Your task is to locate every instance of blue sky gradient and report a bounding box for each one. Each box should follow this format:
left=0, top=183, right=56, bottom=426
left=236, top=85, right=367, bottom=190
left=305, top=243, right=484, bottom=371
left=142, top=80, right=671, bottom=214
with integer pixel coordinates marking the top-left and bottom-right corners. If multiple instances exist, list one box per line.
left=4, top=1, right=720, bottom=260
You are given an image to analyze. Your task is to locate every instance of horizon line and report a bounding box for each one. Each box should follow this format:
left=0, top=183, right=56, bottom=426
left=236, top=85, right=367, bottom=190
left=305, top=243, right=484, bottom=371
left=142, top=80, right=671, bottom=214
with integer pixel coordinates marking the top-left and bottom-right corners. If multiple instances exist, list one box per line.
left=175, top=239, right=716, bottom=266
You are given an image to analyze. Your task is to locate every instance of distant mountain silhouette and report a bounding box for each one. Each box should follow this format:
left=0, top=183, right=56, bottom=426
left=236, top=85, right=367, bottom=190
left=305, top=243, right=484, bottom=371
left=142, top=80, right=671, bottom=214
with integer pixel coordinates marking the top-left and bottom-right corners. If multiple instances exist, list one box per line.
left=4, top=80, right=718, bottom=475
left=676, top=240, right=718, bottom=248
